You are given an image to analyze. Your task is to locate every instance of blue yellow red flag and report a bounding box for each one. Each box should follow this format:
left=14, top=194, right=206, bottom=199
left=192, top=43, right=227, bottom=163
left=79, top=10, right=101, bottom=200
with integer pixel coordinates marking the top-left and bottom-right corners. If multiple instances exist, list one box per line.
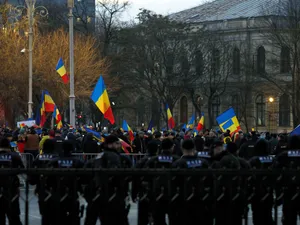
left=216, top=108, right=241, bottom=134
left=55, top=58, right=69, bottom=84
left=166, top=104, right=175, bottom=129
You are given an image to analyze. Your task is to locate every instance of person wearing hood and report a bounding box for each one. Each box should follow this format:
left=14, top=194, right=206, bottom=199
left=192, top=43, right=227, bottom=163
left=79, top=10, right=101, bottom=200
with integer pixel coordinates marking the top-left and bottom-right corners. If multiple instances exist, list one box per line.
left=82, top=133, right=99, bottom=154
left=248, top=139, right=275, bottom=225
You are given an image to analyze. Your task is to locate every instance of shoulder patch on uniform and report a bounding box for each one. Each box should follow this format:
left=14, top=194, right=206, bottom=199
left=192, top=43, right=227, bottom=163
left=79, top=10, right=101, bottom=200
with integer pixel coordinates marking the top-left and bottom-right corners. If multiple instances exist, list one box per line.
left=58, top=160, right=73, bottom=168
left=198, top=152, right=211, bottom=158
left=0, top=154, right=12, bottom=162
left=158, top=156, right=173, bottom=163
left=39, top=154, right=54, bottom=161
left=258, top=156, right=274, bottom=163
left=187, top=159, right=202, bottom=168
left=288, top=151, right=300, bottom=157
left=248, top=145, right=254, bottom=148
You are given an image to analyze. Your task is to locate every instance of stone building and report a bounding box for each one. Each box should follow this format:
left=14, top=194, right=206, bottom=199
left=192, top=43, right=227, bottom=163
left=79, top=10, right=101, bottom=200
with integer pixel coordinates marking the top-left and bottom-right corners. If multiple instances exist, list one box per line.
left=167, top=0, right=293, bottom=133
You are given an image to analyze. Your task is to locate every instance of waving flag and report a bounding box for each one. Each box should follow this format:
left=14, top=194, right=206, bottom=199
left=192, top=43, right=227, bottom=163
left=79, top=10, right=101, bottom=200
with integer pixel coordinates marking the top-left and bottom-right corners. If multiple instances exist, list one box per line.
left=53, top=105, right=63, bottom=129
left=119, top=138, right=132, bottom=154
left=122, top=120, right=134, bottom=142
left=44, top=90, right=55, bottom=112
left=91, top=76, right=115, bottom=125
left=187, top=114, right=195, bottom=129
left=56, top=58, right=69, bottom=84
left=197, top=113, right=205, bottom=131
left=290, top=124, right=300, bottom=136
left=216, top=108, right=241, bottom=134
left=166, top=104, right=175, bottom=129
left=147, top=119, right=155, bottom=133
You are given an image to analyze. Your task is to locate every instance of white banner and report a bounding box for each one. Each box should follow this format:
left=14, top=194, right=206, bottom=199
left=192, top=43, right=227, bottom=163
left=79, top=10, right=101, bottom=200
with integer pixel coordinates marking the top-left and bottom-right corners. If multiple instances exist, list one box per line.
left=17, top=120, right=36, bottom=128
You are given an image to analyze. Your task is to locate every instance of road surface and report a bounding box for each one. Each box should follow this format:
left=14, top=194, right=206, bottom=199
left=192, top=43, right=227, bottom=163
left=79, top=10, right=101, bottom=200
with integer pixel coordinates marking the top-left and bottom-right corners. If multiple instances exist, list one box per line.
left=17, top=189, right=281, bottom=225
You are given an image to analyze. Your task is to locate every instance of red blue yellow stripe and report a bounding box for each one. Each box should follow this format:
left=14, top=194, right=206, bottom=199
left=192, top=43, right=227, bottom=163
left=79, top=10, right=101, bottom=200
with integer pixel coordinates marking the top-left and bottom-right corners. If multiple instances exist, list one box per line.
left=166, top=104, right=175, bottom=129
left=56, top=58, right=69, bottom=84
left=91, top=76, right=115, bottom=125
left=197, top=113, right=204, bottom=131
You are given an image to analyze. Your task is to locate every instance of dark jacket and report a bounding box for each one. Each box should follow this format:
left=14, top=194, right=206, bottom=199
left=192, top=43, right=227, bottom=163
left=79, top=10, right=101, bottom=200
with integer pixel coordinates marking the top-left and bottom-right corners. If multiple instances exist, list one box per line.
left=82, top=133, right=99, bottom=154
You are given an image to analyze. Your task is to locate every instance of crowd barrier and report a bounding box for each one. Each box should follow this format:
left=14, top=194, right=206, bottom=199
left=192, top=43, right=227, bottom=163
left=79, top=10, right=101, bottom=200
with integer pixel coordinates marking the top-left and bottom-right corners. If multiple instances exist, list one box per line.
left=0, top=169, right=297, bottom=225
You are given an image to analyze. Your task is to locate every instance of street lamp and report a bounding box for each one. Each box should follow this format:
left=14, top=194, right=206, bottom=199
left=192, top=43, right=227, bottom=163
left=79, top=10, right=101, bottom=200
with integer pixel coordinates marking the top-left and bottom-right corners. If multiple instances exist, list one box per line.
left=268, top=97, right=274, bottom=133
left=68, top=0, right=76, bottom=127
left=269, top=97, right=274, bottom=103
left=13, top=1, right=48, bottom=118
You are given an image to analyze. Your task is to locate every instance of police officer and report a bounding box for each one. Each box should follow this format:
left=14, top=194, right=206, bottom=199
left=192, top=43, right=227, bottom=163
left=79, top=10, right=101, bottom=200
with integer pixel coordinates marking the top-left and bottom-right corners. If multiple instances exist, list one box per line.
left=172, top=139, right=212, bottom=225
left=52, top=129, right=64, bottom=155
left=211, top=139, right=242, bottom=225
left=273, top=135, right=300, bottom=225
left=133, top=141, right=158, bottom=225
left=84, top=135, right=129, bottom=225
left=272, top=134, right=288, bottom=155
left=144, top=138, right=179, bottom=225
left=0, top=138, right=24, bottom=225
left=29, top=139, right=58, bottom=225
left=48, top=140, right=84, bottom=225
left=248, top=139, right=275, bottom=225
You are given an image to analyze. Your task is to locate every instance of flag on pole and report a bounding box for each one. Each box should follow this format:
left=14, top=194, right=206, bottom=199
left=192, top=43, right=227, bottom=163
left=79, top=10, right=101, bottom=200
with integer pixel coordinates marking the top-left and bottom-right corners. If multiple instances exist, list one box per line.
left=147, top=119, right=154, bottom=133
left=56, top=58, right=69, bottom=84
left=53, top=105, right=63, bottom=129
left=216, top=108, right=241, bottom=134
left=290, top=124, right=300, bottom=136
left=122, top=120, right=134, bottom=142
left=187, top=114, right=195, bottom=129
left=166, top=104, right=175, bottom=129
left=44, top=90, right=55, bottom=112
left=91, top=76, right=115, bottom=125
left=197, top=113, right=205, bottom=131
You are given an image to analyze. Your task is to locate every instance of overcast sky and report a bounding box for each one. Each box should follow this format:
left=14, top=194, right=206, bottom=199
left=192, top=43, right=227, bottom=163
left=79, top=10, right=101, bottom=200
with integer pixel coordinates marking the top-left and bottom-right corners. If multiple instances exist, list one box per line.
left=121, top=0, right=208, bottom=20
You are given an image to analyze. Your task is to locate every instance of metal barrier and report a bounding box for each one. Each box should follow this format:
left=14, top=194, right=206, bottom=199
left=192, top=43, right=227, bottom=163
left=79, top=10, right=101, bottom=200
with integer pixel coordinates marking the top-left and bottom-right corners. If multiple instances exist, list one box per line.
left=20, top=153, right=35, bottom=168
left=71, top=153, right=147, bottom=165
left=0, top=169, right=296, bottom=225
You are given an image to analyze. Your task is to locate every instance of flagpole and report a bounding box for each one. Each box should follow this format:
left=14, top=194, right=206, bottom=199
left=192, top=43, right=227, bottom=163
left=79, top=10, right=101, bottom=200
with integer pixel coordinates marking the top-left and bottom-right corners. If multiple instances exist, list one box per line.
left=68, top=0, right=76, bottom=127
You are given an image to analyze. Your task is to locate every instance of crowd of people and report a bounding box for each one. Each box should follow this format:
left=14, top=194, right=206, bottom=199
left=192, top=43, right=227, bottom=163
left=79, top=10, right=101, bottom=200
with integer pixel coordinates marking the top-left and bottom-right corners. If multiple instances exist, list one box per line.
left=0, top=125, right=298, bottom=225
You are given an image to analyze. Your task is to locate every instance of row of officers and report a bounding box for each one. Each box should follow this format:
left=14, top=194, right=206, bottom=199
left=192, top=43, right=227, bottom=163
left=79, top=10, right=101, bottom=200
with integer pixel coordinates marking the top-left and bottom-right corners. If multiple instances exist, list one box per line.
left=1, top=134, right=300, bottom=225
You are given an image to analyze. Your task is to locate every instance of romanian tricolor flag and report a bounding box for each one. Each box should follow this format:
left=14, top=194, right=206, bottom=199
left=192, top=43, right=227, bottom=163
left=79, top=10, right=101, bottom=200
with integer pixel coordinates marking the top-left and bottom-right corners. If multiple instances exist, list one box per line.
left=44, top=90, right=55, bottom=112
left=216, top=108, right=241, bottom=134
left=53, top=105, right=63, bottom=129
left=122, top=120, right=134, bottom=142
left=119, top=138, right=132, bottom=154
left=56, top=58, right=69, bottom=84
left=91, top=76, right=115, bottom=125
left=197, top=113, right=204, bottom=131
left=166, top=104, right=175, bottom=130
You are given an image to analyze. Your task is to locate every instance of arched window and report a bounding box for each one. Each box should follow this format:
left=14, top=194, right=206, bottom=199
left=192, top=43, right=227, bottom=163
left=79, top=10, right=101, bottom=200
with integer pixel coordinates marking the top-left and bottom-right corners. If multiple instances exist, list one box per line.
left=256, top=95, right=265, bottom=126
left=232, top=48, right=240, bottom=75
left=257, top=46, right=266, bottom=74
left=180, top=96, right=188, bottom=123
left=279, top=94, right=290, bottom=126
left=195, top=51, right=204, bottom=76
left=212, top=96, right=220, bottom=126
left=231, top=95, right=239, bottom=118
left=280, top=46, right=290, bottom=73
left=212, top=49, right=220, bottom=75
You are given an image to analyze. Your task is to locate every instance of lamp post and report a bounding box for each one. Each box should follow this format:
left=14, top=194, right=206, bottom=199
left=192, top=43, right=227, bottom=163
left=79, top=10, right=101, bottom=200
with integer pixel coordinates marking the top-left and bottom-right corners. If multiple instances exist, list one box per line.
left=68, top=0, right=76, bottom=127
left=13, top=1, right=48, bottom=119
left=268, top=97, right=274, bottom=133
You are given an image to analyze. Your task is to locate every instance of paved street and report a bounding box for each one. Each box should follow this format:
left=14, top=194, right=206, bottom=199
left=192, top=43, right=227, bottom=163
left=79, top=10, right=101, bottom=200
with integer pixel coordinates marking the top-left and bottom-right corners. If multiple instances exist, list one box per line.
left=16, top=189, right=282, bottom=225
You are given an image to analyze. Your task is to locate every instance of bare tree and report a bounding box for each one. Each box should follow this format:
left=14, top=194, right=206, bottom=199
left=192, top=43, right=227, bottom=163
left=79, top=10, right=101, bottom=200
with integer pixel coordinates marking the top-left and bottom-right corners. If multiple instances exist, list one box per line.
left=96, top=0, right=130, bottom=56
left=261, top=0, right=300, bottom=127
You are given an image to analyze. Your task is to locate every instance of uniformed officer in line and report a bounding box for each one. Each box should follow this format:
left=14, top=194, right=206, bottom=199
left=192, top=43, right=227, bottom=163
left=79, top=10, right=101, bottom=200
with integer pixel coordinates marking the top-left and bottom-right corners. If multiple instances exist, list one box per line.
left=84, top=135, right=129, bottom=225
left=172, top=139, right=212, bottom=225
left=248, top=139, right=275, bottom=225
left=273, top=135, right=300, bottom=225
left=48, top=140, right=84, bottom=225
left=0, top=138, right=24, bottom=225
left=210, top=139, right=242, bottom=225
left=144, top=138, right=179, bottom=225
left=132, top=141, right=158, bottom=225
left=29, top=139, right=59, bottom=225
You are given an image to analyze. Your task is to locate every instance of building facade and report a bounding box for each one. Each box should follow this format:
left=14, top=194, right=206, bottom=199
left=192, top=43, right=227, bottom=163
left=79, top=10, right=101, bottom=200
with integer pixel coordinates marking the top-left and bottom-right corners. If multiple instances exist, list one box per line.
left=168, top=0, right=293, bottom=133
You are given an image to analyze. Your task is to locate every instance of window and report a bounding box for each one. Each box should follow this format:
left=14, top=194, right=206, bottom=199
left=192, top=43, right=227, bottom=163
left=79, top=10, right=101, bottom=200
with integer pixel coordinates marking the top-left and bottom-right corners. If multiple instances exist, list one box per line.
left=212, top=49, right=220, bottom=75
left=256, top=95, right=265, bottom=126
left=212, top=96, right=220, bottom=126
left=280, top=46, right=290, bottom=73
left=279, top=94, right=290, bottom=126
left=195, top=51, right=204, bottom=76
left=231, top=95, right=239, bottom=118
left=232, top=48, right=240, bottom=75
left=257, top=46, right=266, bottom=74
left=180, top=96, right=188, bottom=123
